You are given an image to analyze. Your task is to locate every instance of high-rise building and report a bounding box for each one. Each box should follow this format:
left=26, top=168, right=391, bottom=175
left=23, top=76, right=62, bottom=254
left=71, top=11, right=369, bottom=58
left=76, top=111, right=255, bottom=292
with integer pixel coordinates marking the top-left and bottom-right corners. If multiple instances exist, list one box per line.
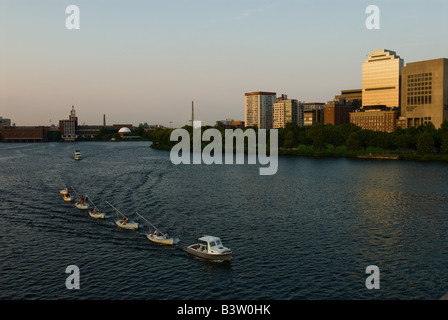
left=244, top=91, right=276, bottom=129
left=272, top=94, right=304, bottom=128
left=362, top=49, right=404, bottom=109
left=303, top=103, right=325, bottom=127
left=324, top=99, right=355, bottom=126
left=401, top=58, right=448, bottom=129
left=335, top=89, right=362, bottom=109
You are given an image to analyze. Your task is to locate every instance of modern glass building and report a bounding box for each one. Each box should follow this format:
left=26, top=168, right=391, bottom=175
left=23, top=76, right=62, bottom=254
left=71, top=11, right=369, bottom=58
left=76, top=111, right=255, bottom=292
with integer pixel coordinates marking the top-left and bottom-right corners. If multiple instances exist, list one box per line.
left=362, top=49, right=404, bottom=109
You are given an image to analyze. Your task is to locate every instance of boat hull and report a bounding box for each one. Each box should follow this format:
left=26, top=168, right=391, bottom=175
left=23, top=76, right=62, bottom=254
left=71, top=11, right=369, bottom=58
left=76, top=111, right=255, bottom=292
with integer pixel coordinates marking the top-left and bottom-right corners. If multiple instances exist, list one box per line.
left=63, top=196, right=73, bottom=202
left=146, top=233, right=175, bottom=245
left=88, top=211, right=105, bottom=219
left=75, top=203, right=89, bottom=210
left=115, top=220, right=138, bottom=230
left=184, top=245, right=232, bottom=262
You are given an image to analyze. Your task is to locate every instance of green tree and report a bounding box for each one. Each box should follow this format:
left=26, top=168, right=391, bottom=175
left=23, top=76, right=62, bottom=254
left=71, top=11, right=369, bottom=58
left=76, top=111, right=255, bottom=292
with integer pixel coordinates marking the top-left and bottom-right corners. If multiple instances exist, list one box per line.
left=417, top=131, right=434, bottom=154
left=346, top=132, right=361, bottom=151
left=283, top=131, right=294, bottom=149
left=440, top=133, right=448, bottom=154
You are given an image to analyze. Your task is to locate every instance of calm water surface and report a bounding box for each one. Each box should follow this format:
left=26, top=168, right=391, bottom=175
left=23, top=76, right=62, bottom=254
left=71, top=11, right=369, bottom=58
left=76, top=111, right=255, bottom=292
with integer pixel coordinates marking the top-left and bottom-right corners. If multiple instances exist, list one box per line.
left=1, top=142, right=448, bottom=300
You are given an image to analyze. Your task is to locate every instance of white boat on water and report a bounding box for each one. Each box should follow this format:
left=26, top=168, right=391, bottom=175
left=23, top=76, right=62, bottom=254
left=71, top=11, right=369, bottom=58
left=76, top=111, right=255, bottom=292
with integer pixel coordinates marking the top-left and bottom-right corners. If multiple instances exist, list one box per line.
left=74, top=150, right=81, bottom=160
left=184, top=236, right=232, bottom=262
left=88, top=208, right=105, bottom=219
left=60, top=187, right=69, bottom=195
left=75, top=201, right=89, bottom=210
left=115, top=219, right=139, bottom=230
left=146, top=233, right=177, bottom=245
left=106, top=201, right=139, bottom=230
left=135, top=212, right=178, bottom=245
left=71, top=187, right=89, bottom=210
left=88, top=199, right=105, bottom=219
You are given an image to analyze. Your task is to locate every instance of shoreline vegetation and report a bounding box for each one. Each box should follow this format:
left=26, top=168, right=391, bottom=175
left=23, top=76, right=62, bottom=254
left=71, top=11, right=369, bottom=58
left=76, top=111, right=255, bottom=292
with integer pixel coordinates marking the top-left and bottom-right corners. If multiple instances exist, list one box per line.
left=149, top=121, right=448, bottom=163
left=7, top=121, right=447, bottom=162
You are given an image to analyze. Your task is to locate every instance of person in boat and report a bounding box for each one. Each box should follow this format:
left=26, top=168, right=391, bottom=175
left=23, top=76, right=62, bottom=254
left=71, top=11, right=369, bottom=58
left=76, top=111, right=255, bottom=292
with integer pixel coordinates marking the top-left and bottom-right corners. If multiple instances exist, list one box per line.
left=122, top=217, right=128, bottom=224
left=154, top=230, right=160, bottom=236
left=164, top=232, right=170, bottom=239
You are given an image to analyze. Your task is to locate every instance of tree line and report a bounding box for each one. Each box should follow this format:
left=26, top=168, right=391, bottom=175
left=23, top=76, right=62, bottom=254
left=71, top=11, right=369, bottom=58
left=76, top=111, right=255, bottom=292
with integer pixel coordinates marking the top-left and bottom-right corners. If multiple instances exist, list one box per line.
left=149, top=121, right=448, bottom=160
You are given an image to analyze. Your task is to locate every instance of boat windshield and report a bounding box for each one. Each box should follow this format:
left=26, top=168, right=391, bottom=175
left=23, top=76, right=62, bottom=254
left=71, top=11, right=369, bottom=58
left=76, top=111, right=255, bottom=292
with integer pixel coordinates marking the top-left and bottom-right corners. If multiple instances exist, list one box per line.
left=215, top=239, right=222, bottom=246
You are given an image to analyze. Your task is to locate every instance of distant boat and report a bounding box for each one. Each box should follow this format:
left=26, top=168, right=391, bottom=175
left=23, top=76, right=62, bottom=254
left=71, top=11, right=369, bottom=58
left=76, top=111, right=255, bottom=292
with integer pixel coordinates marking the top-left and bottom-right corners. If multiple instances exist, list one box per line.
left=74, top=150, right=82, bottom=160
left=106, top=201, right=139, bottom=230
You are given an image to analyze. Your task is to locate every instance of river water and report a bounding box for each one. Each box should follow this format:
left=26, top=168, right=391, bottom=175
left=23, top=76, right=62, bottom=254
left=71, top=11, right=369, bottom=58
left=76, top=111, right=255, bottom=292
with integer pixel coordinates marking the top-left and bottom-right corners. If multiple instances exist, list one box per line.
left=1, top=141, right=447, bottom=300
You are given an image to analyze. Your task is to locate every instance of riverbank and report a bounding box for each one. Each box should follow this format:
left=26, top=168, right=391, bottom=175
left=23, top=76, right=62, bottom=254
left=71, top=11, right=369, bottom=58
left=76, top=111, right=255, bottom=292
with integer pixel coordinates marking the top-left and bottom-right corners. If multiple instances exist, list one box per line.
left=151, top=143, right=448, bottom=163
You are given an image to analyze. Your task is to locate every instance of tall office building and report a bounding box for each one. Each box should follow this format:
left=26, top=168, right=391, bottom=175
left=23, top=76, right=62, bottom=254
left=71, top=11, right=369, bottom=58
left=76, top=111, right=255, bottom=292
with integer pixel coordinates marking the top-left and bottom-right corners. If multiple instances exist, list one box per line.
left=401, top=58, right=448, bottom=129
left=362, top=49, right=404, bottom=109
left=272, top=94, right=304, bottom=128
left=245, top=91, right=276, bottom=129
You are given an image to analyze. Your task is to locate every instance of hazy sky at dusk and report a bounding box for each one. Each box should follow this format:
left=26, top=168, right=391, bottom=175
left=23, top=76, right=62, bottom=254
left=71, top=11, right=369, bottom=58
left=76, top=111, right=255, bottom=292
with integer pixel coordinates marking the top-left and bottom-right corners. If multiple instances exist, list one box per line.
left=1, top=0, right=447, bottom=127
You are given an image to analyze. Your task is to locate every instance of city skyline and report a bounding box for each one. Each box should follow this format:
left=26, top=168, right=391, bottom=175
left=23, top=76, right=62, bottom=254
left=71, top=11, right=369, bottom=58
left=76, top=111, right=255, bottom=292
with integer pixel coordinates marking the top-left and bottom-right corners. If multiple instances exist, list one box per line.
left=1, top=0, right=448, bottom=127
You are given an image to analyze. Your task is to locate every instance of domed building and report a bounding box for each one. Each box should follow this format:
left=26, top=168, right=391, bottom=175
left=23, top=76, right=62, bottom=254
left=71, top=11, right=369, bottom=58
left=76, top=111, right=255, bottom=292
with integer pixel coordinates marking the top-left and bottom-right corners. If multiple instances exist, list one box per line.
left=118, top=127, right=132, bottom=136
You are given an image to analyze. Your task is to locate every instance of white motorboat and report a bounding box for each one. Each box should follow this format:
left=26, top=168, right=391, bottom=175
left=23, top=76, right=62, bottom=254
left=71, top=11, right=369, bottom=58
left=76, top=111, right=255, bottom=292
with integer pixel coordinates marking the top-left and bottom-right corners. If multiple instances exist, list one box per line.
left=63, top=194, right=73, bottom=202
left=106, top=201, right=138, bottom=230
left=74, top=150, right=81, bottom=160
left=136, top=212, right=178, bottom=245
left=183, top=236, right=232, bottom=262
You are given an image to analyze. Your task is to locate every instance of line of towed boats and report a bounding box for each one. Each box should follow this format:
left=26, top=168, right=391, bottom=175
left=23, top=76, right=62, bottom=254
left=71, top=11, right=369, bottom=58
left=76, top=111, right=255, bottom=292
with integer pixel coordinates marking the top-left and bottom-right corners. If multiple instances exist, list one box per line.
left=59, top=186, right=232, bottom=262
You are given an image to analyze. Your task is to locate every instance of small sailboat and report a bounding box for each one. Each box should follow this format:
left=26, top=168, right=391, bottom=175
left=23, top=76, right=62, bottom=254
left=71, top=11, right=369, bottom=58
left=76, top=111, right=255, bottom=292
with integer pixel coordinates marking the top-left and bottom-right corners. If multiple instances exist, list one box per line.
left=71, top=186, right=90, bottom=210
left=88, top=199, right=105, bottom=219
left=135, top=212, right=178, bottom=245
left=106, top=201, right=138, bottom=230
left=63, top=192, right=73, bottom=202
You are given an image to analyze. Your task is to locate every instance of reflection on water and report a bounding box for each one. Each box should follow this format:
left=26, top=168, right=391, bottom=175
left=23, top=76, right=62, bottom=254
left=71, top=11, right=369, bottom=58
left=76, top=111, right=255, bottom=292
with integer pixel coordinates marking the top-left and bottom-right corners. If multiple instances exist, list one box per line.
left=0, top=142, right=448, bottom=299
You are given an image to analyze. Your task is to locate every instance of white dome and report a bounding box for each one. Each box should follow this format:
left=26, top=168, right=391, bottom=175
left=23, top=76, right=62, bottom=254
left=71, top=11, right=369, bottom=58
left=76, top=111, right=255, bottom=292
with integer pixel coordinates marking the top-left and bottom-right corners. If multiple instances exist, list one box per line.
left=118, top=127, right=131, bottom=133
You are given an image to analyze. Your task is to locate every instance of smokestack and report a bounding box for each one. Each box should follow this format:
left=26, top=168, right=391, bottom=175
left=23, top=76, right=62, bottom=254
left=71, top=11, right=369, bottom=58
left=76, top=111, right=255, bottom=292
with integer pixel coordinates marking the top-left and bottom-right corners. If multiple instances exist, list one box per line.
left=191, top=101, right=194, bottom=127
left=103, top=114, right=106, bottom=127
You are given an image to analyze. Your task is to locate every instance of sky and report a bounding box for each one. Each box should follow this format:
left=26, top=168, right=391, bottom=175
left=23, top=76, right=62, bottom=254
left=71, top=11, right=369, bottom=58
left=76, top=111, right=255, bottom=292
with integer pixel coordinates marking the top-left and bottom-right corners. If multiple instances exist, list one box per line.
left=1, top=0, right=447, bottom=127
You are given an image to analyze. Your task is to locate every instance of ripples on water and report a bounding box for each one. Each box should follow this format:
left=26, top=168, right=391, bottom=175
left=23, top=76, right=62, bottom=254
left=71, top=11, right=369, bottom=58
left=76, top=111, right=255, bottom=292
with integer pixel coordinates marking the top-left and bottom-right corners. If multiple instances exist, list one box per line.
left=1, top=142, right=448, bottom=300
